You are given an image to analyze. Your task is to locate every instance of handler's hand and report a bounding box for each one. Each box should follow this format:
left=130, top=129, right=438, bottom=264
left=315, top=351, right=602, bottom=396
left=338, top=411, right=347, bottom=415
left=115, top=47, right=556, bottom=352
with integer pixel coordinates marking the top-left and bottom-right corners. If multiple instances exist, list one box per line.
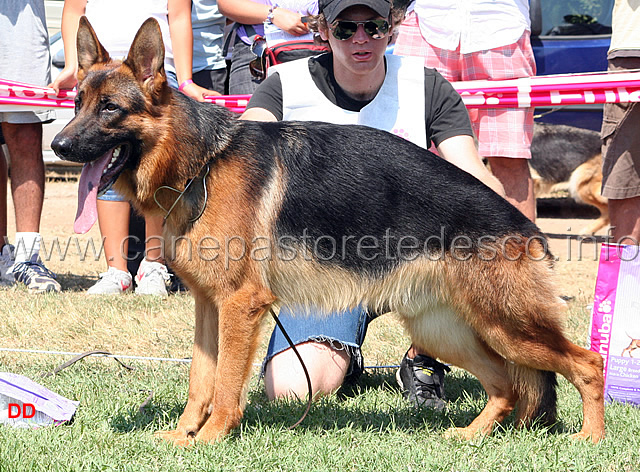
left=271, top=8, right=310, bottom=36
left=49, top=66, right=78, bottom=93
left=181, top=81, right=222, bottom=101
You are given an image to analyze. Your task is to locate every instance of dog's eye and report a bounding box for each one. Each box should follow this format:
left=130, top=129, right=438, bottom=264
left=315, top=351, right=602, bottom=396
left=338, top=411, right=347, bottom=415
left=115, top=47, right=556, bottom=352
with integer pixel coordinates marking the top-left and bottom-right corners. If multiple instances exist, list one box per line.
left=104, top=103, right=119, bottom=112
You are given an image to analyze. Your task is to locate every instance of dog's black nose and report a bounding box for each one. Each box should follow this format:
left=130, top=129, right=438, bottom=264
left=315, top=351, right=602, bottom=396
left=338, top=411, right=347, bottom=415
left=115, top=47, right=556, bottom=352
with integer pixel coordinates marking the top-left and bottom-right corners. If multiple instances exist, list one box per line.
left=51, top=135, right=73, bottom=159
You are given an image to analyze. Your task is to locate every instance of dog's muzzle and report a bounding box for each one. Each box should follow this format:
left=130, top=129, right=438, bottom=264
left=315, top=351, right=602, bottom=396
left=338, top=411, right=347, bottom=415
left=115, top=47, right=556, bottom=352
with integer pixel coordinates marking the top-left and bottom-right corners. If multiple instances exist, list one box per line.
left=51, top=134, right=75, bottom=161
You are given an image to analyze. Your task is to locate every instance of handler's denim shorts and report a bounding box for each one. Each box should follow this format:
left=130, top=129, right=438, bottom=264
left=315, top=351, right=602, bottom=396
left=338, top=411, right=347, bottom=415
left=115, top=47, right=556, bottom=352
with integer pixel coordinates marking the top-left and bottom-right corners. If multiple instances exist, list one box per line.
left=264, top=305, right=375, bottom=380
left=97, top=187, right=127, bottom=202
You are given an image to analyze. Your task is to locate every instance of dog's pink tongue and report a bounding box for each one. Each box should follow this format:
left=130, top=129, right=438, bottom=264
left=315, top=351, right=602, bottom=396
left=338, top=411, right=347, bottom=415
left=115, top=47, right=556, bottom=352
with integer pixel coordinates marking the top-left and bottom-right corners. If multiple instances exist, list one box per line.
left=74, top=151, right=113, bottom=234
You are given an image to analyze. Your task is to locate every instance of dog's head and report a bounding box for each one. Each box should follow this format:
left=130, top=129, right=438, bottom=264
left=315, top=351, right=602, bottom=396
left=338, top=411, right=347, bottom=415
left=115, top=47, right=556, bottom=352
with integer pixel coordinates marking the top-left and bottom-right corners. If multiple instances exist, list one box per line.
left=51, top=16, right=170, bottom=233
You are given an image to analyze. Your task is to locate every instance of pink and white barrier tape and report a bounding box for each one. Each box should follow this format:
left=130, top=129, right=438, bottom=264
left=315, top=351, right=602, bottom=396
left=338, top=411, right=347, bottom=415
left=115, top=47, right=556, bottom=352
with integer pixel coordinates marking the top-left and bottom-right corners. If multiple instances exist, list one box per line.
left=0, top=79, right=75, bottom=111
left=3, top=70, right=640, bottom=113
left=453, top=70, right=640, bottom=108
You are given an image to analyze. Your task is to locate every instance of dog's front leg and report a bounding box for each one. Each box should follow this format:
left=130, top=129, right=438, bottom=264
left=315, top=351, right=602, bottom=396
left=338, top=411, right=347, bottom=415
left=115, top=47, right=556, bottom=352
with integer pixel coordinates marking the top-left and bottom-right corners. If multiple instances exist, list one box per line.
left=157, top=294, right=219, bottom=446
left=195, top=283, right=275, bottom=443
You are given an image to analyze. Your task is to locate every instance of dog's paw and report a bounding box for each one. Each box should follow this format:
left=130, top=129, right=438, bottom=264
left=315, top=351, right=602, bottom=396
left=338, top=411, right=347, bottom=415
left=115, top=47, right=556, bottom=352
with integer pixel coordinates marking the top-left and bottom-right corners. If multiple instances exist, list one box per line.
left=444, top=426, right=481, bottom=441
left=155, top=429, right=196, bottom=447
left=570, top=429, right=604, bottom=444
left=194, top=423, right=229, bottom=444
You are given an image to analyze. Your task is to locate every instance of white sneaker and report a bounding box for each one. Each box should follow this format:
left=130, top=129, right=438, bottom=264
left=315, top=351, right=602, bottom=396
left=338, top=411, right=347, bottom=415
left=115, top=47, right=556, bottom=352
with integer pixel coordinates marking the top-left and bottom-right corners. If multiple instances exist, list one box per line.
left=87, top=267, right=133, bottom=295
left=135, top=259, right=170, bottom=296
left=0, top=244, right=15, bottom=286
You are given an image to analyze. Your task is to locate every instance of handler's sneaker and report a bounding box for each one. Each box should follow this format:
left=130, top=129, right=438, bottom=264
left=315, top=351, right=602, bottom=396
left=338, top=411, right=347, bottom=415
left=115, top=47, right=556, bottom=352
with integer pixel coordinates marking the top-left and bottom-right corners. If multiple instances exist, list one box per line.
left=135, top=259, right=170, bottom=296
left=87, top=267, right=133, bottom=294
left=0, top=244, right=15, bottom=286
left=396, top=351, right=450, bottom=410
left=10, top=254, right=61, bottom=293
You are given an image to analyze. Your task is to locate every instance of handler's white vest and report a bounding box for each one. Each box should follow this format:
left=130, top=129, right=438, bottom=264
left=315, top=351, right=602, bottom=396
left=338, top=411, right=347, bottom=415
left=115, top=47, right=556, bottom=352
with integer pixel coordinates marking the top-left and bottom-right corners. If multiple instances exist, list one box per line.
left=272, top=55, right=427, bottom=149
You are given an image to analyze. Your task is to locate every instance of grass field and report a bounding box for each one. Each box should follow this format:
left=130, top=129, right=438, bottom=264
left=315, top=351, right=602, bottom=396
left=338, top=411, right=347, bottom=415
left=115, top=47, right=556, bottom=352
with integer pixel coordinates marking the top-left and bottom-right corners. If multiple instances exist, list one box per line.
left=1, top=181, right=639, bottom=471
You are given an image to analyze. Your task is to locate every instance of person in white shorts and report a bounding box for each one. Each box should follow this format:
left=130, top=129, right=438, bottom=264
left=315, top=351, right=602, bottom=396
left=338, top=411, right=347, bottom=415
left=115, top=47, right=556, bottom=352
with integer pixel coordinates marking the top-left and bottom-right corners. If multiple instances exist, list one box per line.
left=0, top=0, right=61, bottom=293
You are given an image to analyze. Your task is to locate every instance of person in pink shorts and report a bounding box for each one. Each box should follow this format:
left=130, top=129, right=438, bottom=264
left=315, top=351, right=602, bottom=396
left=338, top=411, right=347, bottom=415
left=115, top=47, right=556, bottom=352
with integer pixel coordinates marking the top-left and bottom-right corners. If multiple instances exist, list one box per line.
left=394, top=0, right=536, bottom=221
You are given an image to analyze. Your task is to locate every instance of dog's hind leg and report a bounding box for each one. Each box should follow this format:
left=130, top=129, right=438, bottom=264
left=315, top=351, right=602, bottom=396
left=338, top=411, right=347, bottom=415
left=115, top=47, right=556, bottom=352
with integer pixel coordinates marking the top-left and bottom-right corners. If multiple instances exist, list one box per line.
left=621, top=339, right=639, bottom=357
left=446, top=247, right=605, bottom=442
left=157, top=293, right=220, bottom=446
left=444, top=347, right=518, bottom=440
left=403, top=312, right=518, bottom=440
left=519, top=339, right=603, bottom=442
left=467, top=308, right=605, bottom=442
left=194, top=282, right=275, bottom=443
left=570, top=155, right=609, bottom=234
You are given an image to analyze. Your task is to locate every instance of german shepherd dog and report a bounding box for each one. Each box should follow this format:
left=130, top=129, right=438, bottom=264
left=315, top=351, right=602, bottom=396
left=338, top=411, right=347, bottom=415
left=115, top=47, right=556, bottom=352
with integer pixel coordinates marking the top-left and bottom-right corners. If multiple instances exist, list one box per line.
left=52, top=17, right=605, bottom=445
left=530, top=123, right=608, bottom=235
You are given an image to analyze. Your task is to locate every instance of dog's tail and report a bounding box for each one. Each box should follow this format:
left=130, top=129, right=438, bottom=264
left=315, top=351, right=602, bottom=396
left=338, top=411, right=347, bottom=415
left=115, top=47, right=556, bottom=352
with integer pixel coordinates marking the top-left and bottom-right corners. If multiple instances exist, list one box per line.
left=509, top=365, right=558, bottom=429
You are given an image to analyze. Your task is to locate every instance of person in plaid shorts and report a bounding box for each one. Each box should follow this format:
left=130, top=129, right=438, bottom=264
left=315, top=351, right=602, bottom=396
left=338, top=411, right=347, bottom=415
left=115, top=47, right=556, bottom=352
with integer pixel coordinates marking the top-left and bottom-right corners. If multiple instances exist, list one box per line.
left=394, top=0, right=536, bottom=222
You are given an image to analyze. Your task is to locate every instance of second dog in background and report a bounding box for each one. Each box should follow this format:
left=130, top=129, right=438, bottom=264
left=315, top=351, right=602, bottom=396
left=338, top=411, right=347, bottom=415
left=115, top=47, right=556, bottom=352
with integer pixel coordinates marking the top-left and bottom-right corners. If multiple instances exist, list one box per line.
left=530, top=123, right=608, bottom=235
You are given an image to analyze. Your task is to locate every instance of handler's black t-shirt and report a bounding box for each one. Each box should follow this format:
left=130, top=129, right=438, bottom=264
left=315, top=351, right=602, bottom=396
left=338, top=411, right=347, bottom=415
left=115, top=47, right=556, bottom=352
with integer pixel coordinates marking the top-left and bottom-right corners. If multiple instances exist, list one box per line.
left=246, top=53, right=474, bottom=149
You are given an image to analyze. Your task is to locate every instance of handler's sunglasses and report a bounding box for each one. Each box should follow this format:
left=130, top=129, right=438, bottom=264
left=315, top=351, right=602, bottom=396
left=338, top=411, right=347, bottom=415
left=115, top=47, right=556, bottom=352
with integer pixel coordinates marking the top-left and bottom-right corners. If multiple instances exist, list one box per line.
left=329, top=19, right=390, bottom=40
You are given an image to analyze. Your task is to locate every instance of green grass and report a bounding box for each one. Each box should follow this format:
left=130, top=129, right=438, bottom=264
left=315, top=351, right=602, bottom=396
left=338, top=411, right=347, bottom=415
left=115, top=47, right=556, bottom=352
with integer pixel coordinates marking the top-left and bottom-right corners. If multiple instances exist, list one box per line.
left=0, top=267, right=639, bottom=471
left=1, top=355, right=639, bottom=472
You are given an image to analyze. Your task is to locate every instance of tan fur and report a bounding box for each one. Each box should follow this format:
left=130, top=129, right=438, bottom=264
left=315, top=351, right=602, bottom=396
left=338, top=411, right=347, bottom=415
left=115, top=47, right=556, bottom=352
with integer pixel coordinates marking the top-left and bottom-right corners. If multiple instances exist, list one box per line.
left=568, top=155, right=609, bottom=235
left=61, top=17, right=606, bottom=447
left=532, top=153, right=609, bottom=235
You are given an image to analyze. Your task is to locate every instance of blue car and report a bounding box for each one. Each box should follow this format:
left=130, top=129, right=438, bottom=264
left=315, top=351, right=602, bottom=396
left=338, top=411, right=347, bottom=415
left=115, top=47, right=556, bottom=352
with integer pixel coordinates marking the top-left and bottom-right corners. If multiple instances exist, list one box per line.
left=531, top=0, right=614, bottom=130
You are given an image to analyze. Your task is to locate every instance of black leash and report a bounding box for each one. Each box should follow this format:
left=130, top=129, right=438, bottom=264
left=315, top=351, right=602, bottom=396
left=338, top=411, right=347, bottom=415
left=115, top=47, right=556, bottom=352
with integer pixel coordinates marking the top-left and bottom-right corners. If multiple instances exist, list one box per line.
left=42, top=350, right=135, bottom=378
left=44, top=320, right=313, bottom=430
left=270, top=310, right=313, bottom=429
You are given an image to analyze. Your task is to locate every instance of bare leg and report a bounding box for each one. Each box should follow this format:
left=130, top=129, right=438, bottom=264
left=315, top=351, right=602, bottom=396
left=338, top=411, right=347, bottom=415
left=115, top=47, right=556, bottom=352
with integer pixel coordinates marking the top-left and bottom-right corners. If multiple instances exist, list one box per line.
left=96, top=199, right=130, bottom=271
left=487, top=156, right=536, bottom=222
left=264, top=341, right=350, bottom=400
left=144, top=214, right=165, bottom=263
left=407, top=345, right=438, bottom=359
left=0, top=146, right=7, bottom=247
left=609, top=196, right=640, bottom=242
left=2, top=122, right=45, bottom=232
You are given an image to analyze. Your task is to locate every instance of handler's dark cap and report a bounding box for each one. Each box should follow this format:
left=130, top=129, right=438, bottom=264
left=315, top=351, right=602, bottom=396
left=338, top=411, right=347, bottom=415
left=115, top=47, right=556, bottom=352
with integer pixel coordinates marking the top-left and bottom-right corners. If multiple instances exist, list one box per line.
left=319, top=0, right=391, bottom=24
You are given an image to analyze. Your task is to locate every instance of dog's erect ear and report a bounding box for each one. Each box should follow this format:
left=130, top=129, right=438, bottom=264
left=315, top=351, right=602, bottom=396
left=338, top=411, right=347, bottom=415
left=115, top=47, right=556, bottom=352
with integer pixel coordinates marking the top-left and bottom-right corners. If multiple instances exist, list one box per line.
left=76, top=16, right=111, bottom=82
left=124, top=18, right=166, bottom=98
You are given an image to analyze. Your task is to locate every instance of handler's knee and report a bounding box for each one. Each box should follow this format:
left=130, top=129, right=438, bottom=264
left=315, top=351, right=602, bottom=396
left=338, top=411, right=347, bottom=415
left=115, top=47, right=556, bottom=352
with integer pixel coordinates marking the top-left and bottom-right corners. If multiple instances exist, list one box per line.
left=264, top=341, right=351, bottom=401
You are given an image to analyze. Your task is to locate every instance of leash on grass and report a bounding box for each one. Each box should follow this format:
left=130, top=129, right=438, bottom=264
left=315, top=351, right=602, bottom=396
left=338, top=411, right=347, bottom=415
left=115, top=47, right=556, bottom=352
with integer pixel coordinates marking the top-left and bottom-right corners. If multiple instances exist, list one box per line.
left=271, top=309, right=313, bottom=430
left=43, top=350, right=155, bottom=413
left=40, top=322, right=313, bottom=429
left=42, top=350, right=135, bottom=378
